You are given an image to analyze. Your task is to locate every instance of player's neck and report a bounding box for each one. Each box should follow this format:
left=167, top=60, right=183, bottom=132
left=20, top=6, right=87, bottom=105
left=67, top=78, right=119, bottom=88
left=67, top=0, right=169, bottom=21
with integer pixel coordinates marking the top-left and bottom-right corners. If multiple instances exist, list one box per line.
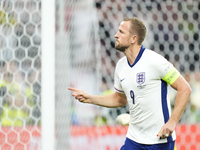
left=124, top=45, right=141, bottom=65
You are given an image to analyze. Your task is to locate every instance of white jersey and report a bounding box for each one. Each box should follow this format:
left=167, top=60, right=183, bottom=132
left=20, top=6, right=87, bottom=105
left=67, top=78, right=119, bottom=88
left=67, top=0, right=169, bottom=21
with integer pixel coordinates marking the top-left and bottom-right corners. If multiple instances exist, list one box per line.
left=114, top=46, right=176, bottom=144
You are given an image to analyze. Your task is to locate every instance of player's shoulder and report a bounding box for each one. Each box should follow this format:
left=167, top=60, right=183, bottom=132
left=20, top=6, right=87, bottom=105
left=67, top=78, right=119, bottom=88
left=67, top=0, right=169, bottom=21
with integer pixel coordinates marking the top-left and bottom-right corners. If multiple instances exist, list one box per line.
left=115, top=56, right=127, bottom=71
left=144, top=49, right=167, bottom=61
left=144, top=49, right=163, bottom=57
left=117, top=56, right=127, bottom=65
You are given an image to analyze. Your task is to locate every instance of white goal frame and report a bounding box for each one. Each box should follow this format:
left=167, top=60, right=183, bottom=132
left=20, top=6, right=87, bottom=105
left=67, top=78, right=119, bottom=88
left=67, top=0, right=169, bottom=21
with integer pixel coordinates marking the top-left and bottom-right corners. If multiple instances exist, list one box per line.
left=41, top=0, right=55, bottom=150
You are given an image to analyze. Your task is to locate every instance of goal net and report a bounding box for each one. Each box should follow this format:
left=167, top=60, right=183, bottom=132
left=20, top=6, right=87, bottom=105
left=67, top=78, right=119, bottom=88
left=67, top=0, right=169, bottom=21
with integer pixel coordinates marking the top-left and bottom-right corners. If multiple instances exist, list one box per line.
left=55, top=0, right=102, bottom=149
left=0, top=0, right=199, bottom=150
left=0, top=0, right=41, bottom=149
left=61, top=0, right=200, bottom=150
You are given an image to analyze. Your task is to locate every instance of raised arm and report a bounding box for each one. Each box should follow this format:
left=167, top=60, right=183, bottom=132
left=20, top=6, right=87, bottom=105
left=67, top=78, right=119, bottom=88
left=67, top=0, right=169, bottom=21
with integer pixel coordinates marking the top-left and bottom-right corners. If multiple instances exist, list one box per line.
left=157, top=75, right=191, bottom=139
left=68, top=87, right=127, bottom=108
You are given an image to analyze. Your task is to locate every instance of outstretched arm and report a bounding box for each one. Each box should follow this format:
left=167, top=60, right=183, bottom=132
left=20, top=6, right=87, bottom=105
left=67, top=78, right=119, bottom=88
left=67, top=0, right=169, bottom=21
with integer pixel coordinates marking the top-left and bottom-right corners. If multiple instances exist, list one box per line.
left=68, top=87, right=127, bottom=108
left=157, top=75, right=191, bottom=139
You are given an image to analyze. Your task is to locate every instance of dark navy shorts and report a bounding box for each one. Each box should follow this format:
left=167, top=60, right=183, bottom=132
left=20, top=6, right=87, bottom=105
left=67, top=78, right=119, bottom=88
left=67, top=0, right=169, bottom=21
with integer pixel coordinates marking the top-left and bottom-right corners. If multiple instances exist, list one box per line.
left=120, top=137, right=175, bottom=150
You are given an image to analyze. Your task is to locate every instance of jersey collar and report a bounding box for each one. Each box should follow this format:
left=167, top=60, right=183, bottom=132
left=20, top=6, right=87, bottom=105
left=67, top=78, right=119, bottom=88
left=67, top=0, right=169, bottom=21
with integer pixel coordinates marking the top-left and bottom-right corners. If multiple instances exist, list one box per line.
left=127, top=45, right=146, bottom=68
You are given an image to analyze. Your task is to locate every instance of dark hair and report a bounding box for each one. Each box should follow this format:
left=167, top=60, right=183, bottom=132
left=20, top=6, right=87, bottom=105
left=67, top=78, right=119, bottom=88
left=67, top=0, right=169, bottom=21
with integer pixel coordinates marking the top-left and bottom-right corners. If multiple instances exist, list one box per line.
left=123, top=17, right=146, bottom=45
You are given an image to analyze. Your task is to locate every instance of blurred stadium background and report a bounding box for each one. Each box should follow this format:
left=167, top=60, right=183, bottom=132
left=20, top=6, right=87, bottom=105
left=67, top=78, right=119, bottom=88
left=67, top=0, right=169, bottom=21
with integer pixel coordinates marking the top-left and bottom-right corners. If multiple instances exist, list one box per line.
left=0, top=0, right=199, bottom=150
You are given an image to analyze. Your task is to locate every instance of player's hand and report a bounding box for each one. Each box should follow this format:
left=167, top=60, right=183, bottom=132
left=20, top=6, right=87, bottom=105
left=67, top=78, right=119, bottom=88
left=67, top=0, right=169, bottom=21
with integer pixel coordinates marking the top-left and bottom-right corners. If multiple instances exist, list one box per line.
left=68, top=87, right=92, bottom=104
left=157, top=120, right=176, bottom=139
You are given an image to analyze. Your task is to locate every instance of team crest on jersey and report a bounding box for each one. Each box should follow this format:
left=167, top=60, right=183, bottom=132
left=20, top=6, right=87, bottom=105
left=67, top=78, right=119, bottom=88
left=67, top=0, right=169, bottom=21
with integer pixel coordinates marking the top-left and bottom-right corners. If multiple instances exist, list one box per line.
left=136, top=72, right=145, bottom=85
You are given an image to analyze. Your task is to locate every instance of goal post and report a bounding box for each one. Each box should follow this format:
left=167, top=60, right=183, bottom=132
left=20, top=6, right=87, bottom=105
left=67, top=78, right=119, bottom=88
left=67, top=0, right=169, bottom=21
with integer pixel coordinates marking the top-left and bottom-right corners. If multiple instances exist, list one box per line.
left=41, top=0, right=55, bottom=150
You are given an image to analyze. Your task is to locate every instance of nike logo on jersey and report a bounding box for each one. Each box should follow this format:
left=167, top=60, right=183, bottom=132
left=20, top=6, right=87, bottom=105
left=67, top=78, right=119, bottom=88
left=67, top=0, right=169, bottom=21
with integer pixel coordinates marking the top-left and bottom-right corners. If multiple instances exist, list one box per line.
left=120, top=78, right=125, bottom=82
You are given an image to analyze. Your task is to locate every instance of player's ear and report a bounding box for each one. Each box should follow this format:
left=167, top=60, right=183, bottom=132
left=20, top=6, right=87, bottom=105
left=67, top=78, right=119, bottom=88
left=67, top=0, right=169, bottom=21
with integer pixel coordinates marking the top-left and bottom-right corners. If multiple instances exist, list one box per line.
left=131, top=35, right=137, bottom=44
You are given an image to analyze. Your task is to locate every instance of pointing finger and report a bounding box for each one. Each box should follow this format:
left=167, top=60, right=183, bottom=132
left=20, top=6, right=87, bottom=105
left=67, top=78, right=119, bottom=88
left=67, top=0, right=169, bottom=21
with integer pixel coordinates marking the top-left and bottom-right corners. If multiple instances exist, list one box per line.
left=68, top=87, right=80, bottom=92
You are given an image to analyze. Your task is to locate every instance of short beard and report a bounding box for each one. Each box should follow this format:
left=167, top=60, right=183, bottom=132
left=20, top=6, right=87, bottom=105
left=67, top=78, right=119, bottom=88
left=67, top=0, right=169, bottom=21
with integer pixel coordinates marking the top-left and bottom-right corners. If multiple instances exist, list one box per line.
left=115, top=42, right=128, bottom=52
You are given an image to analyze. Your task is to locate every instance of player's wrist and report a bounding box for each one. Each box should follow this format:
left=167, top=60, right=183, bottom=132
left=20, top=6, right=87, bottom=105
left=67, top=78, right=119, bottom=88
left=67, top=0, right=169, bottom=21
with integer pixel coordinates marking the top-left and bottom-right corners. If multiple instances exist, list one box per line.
left=89, top=95, right=99, bottom=105
left=168, top=117, right=179, bottom=127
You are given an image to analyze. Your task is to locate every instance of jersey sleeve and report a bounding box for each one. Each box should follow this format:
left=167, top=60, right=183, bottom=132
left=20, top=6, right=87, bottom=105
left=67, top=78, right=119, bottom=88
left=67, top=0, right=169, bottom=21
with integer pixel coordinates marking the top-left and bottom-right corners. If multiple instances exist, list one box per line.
left=152, top=53, right=180, bottom=85
left=114, top=62, right=124, bottom=93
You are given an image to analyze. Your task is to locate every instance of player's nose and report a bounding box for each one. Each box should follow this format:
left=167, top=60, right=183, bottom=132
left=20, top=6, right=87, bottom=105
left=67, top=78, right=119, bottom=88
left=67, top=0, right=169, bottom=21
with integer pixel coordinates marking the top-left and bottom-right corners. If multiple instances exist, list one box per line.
left=114, top=31, right=119, bottom=38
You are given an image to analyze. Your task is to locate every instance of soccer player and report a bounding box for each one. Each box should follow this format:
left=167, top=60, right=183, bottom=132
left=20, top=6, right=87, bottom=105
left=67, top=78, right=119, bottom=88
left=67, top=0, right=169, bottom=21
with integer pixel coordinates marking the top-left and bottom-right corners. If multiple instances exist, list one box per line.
left=68, top=17, right=191, bottom=150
